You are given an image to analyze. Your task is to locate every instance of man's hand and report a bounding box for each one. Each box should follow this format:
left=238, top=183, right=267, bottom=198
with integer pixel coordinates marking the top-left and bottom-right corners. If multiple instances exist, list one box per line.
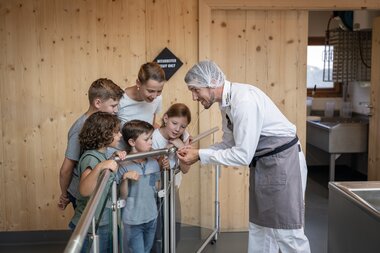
left=177, top=146, right=200, bottom=166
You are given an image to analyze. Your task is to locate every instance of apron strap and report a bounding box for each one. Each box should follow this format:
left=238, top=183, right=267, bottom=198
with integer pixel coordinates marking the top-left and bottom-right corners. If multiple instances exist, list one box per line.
left=250, top=135, right=299, bottom=167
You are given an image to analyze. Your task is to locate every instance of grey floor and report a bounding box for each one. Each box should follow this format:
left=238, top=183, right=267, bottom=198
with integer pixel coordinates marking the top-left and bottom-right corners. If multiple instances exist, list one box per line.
left=0, top=165, right=366, bottom=253
left=201, top=165, right=365, bottom=253
left=200, top=177, right=328, bottom=253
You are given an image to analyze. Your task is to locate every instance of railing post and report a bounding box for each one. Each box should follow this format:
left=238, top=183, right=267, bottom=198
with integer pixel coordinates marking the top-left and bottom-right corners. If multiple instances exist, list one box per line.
left=163, top=170, right=170, bottom=253
left=112, top=181, right=118, bottom=253
left=91, top=218, right=99, bottom=253
left=170, top=166, right=176, bottom=253
left=215, top=164, right=221, bottom=240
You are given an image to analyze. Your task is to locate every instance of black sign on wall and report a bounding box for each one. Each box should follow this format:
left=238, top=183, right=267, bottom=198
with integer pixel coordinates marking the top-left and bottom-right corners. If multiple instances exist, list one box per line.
left=153, top=48, right=183, bottom=81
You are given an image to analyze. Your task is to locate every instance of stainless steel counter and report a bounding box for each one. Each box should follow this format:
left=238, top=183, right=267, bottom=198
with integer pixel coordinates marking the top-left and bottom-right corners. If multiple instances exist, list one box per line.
left=328, top=181, right=380, bottom=253
left=330, top=181, right=380, bottom=219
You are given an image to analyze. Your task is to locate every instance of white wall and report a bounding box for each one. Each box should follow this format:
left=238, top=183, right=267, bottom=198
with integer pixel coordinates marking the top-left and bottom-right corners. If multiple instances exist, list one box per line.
left=308, top=11, right=339, bottom=37
left=348, top=82, right=371, bottom=115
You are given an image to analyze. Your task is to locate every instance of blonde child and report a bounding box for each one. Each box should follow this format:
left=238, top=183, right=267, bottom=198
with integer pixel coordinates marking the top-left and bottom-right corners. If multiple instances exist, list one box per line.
left=151, top=103, right=192, bottom=251
left=58, top=78, right=124, bottom=210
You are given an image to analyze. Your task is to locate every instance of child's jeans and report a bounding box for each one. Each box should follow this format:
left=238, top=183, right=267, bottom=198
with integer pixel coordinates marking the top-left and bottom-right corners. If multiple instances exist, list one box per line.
left=125, top=219, right=157, bottom=253
left=69, top=222, right=111, bottom=253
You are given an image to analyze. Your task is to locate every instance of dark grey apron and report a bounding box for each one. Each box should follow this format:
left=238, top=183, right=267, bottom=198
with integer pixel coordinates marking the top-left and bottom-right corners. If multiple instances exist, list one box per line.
left=249, top=136, right=304, bottom=229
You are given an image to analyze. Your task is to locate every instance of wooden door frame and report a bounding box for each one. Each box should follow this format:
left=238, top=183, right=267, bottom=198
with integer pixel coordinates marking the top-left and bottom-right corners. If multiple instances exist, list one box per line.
left=368, top=17, right=380, bottom=180
left=199, top=0, right=380, bottom=62
left=198, top=0, right=380, bottom=130
left=198, top=0, right=380, bottom=180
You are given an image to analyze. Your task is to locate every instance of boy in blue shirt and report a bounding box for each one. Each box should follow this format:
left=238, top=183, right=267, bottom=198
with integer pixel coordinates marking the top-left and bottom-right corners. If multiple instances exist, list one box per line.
left=116, top=120, right=161, bottom=253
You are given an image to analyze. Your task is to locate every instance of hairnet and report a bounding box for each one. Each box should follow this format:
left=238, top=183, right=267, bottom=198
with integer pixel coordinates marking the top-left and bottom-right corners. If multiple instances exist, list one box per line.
left=184, top=60, right=225, bottom=88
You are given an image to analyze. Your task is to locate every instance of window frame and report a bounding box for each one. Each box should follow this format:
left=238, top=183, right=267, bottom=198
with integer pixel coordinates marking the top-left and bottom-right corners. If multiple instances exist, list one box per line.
left=307, top=37, right=342, bottom=97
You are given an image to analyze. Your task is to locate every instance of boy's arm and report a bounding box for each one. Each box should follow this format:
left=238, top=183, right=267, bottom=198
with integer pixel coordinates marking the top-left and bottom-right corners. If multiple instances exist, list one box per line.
left=79, top=160, right=118, bottom=197
left=119, top=179, right=129, bottom=200
left=58, top=157, right=77, bottom=210
left=119, top=171, right=139, bottom=199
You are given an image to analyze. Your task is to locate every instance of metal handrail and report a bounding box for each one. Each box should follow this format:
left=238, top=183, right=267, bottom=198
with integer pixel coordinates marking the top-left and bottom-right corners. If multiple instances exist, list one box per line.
left=64, top=127, right=220, bottom=253
left=115, top=147, right=177, bottom=167
left=191, top=127, right=219, bottom=143
left=64, top=170, right=112, bottom=253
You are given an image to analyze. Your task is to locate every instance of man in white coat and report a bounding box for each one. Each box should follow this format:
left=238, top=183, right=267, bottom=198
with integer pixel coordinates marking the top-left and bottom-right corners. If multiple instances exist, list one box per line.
left=177, top=60, right=310, bottom=253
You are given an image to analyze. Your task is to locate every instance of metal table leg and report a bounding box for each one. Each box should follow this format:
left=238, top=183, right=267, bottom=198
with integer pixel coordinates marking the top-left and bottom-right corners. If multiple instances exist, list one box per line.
left=330, top=154, right=336, bottom=181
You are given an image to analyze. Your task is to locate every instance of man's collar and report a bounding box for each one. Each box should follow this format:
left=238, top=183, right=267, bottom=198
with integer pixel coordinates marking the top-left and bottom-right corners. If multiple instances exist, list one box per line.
left=221, top=80, right=232, bottom=107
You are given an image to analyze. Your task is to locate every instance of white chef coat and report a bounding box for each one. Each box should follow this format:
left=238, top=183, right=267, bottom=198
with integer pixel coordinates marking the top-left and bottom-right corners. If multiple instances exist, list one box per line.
left=199, top=80, right=296, bottom=166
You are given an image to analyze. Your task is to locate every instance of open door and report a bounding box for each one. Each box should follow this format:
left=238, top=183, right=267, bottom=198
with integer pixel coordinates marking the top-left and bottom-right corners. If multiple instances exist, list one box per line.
left=368, top=17, right=380, bottom=180
left=199, top=4, right=308, bottom=231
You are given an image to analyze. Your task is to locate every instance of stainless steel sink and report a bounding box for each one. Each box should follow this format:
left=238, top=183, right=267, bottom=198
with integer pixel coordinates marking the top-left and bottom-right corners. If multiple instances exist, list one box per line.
left=306, top=116, right=369, bottom=181
left=307, top=117, right=368, bottom=153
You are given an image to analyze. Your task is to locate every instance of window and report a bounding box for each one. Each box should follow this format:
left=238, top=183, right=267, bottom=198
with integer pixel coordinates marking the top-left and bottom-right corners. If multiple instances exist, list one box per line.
left=307, top=37, right=342, bottom=97
left=307, top=45, right=334, bottom=89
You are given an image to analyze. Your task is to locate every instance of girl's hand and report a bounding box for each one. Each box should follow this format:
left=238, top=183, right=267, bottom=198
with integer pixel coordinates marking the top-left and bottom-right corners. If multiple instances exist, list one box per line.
left=114, top=150, right=127, bottom=160
left=100, top=160, right=118, bottom=172
left=169, top=138, right=185, bottom=149
left=123, top=171, right=140, bottom=181
left=158, top=155, right=170, bottom=170
left=186, top=135, right=193, bottom=145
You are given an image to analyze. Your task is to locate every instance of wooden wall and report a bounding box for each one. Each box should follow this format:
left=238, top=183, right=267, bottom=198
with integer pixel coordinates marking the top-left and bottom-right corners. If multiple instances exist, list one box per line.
left=368, top=17, right=380, bottom=180
left=0, top=0, right=199, bottom=231
left=2, top=0, right=378, bottom=232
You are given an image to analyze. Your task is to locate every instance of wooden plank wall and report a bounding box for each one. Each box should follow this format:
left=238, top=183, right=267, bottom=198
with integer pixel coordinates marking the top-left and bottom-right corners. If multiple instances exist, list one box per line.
left=368, top=17, right=380, bottom=180
left=0, top=0, right=198, bottom=231
left=2, top=0, right=377, bottom=232
left=208, top=10, right=308, bottom=231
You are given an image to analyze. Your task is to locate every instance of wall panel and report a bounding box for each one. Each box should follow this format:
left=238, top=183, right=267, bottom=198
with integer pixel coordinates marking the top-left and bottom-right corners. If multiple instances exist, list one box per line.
left=0, top=0, right=198, bottom=231
left=145, top=0, right=200, bottom=226
left=2, top=0, right=376, bottom=232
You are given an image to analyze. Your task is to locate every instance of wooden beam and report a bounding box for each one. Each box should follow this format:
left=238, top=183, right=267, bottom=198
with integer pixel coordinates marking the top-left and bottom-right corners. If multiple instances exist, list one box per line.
left=202, top=0, right=380, bottom=10
left=368, top=17, right=380, bottom=180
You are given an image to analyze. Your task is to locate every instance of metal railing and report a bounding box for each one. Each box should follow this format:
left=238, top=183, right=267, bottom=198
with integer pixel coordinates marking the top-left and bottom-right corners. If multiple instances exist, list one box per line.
left=64, top=170, right=113, bottom=253
left=64, top=127, right=220, bottom=253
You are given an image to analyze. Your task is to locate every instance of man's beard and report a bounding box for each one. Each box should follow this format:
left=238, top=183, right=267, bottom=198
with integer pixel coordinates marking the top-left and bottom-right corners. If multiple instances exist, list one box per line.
left=203, top=92, right=215, bottom=109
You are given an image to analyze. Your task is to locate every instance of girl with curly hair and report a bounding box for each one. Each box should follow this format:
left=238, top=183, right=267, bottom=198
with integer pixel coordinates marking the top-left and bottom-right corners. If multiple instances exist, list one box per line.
left=69, top=111, right=136, bottom=253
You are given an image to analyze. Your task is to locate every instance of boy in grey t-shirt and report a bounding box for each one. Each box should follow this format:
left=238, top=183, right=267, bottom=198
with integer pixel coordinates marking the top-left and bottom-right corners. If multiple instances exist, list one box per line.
left=57, top=78, right=124, bottom=210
